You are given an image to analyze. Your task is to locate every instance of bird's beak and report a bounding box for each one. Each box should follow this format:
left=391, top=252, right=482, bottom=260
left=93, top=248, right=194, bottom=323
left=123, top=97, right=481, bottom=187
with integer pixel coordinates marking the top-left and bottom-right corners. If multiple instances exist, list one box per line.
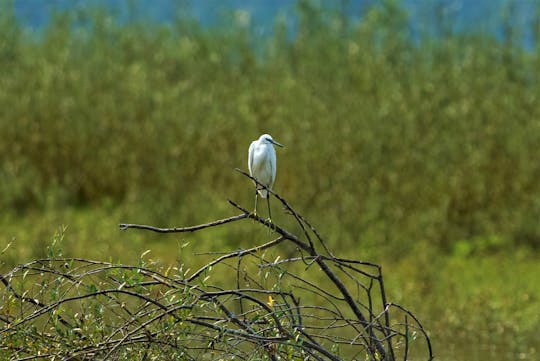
left=271, top=139, right=284, bottom=148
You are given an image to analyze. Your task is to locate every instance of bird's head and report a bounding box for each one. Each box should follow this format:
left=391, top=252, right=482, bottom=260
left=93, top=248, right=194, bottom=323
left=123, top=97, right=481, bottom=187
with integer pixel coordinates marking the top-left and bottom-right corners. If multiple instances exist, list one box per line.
left=259, top=134, right=284, bottom=148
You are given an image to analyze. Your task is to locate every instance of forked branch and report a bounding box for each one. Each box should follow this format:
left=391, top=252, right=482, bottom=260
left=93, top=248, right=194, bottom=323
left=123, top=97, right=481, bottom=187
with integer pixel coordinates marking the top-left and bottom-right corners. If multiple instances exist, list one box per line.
left=0, top=171, right=432, bottom=361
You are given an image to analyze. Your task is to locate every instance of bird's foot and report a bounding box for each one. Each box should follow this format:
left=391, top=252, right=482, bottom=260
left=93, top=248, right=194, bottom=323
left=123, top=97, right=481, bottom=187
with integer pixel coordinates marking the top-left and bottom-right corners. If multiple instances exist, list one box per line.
left=266, top=218, right=277, bottom=231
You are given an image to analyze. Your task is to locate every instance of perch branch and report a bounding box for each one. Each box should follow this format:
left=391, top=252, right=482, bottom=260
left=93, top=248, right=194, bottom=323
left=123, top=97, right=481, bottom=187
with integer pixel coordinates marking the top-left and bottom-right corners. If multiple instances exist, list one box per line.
left=0, top=184, right=434, bottom=360
left=119, top=213, right=248, bottom=233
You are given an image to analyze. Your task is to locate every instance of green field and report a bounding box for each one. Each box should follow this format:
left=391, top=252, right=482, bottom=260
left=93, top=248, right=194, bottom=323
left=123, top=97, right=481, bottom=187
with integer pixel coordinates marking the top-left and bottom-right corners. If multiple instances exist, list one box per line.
left=1, top=1, right=539, bottom=359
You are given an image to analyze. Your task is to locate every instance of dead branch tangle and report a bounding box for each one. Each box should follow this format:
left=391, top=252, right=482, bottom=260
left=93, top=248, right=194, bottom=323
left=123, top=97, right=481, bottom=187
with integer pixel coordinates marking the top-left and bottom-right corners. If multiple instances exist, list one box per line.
left=1, top=170, right=432, bottom=360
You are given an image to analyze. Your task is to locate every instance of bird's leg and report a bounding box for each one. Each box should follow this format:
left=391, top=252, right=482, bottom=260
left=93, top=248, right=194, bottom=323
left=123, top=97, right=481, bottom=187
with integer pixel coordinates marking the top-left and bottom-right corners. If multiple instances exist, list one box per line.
left=266, top=196, right=272, bottom=222
left=253, top=190, right=259, bottom=216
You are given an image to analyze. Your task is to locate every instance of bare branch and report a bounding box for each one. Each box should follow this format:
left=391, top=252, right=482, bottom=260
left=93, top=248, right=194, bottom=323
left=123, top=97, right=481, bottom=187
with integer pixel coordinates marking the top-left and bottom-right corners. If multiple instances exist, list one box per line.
left=119, top=213, right=248, bottom=233
left=1, top=188, right=432, bottom=361
left=187, top=236, right=285, bottom=283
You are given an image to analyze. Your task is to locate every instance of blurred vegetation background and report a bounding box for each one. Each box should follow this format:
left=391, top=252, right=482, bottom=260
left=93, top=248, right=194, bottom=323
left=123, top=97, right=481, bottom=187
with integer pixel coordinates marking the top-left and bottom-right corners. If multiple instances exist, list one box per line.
left=0, top=0, right=539, bottom=359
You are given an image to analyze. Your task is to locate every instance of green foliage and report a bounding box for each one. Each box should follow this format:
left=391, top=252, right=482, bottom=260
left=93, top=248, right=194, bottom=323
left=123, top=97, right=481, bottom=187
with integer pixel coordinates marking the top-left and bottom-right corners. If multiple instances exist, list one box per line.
left=1, top=0, right=540, bottom=256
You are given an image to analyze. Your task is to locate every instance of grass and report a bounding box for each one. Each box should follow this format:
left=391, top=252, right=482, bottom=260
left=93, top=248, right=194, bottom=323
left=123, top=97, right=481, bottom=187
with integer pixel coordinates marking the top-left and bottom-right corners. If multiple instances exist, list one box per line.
left=2, top=214, right=538, bottom=360
left=1, top=0, right=540, bottom=359
left=385, top=245, right=539, bottom=360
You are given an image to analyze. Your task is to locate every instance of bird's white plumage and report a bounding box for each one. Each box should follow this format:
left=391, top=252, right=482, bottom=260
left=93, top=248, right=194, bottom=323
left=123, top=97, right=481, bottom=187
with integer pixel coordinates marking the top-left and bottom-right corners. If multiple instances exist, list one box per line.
left=248, top=134, right=281, bottom=198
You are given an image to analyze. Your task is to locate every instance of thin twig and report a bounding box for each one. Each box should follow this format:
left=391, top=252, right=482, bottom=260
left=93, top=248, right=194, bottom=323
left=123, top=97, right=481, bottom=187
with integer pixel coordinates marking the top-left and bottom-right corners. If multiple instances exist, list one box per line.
left=119, top=213, right=248, bottom=233
left=1, top=187, right=433, bottom=361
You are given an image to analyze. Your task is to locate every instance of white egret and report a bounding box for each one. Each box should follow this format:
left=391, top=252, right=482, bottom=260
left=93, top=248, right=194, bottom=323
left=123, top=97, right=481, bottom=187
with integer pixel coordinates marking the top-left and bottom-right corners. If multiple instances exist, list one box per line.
left=248, top=134, right=284, bottom=220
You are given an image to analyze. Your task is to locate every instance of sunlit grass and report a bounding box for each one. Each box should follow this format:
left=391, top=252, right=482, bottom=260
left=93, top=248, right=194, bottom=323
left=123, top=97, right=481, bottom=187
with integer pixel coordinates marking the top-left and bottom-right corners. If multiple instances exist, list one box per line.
left=385, top=245, right=539, bottom=360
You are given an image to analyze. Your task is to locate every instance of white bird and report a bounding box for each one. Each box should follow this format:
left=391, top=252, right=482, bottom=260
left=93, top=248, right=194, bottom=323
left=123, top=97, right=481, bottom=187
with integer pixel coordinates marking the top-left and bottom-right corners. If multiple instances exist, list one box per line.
left=248, top=134, right=284, bottom=220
